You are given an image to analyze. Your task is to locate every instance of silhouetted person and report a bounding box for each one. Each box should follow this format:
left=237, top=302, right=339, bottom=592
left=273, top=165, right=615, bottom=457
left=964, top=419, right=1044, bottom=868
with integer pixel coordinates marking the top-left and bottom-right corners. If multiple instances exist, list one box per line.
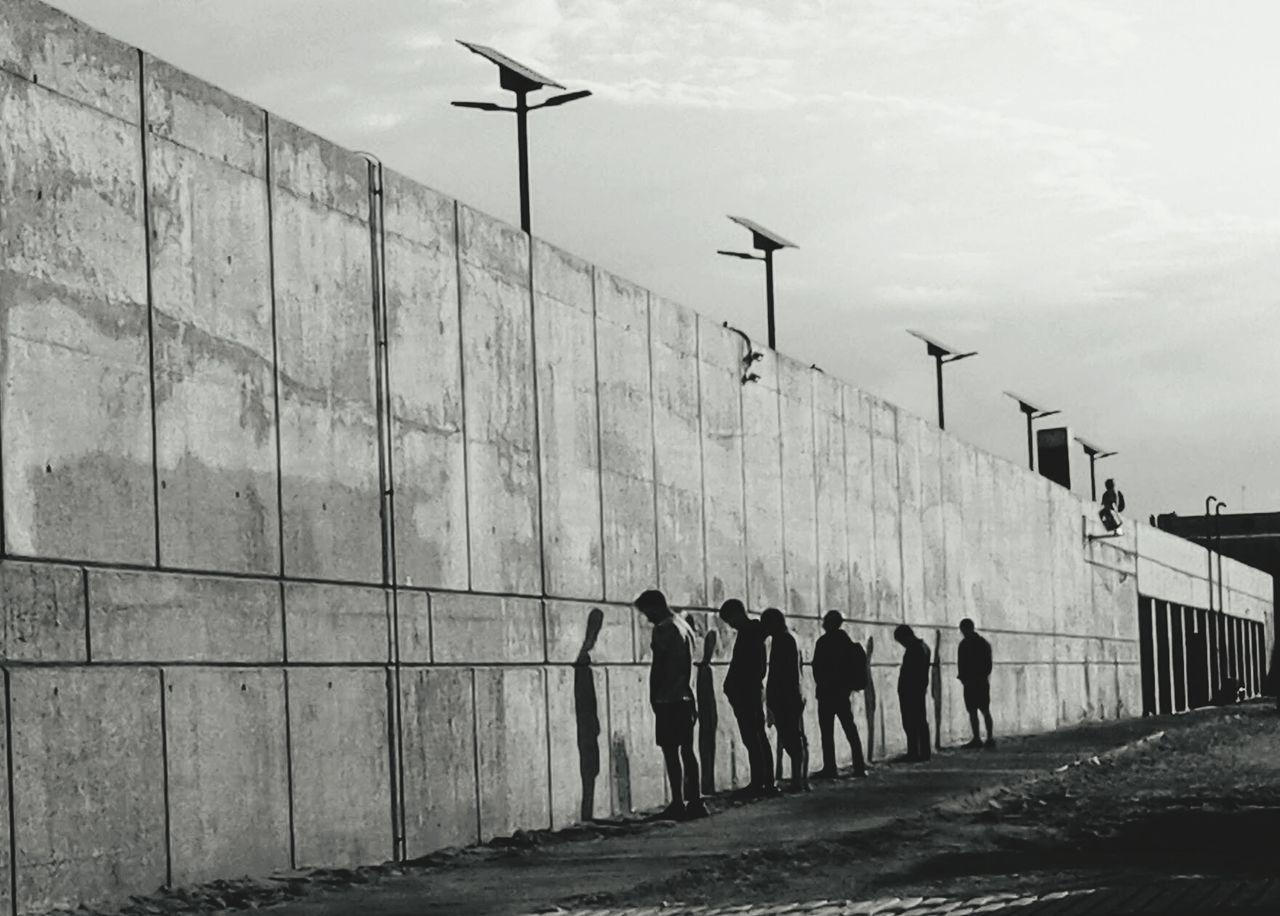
left=812, top=610, right=868, bottom=778
left=957, top=618, right=995, bottom=749
left=894, top=623, right=931, bottom=761
left=718, top=599, right=778, bottom=797
left=1100, top=478, right=1125, bottom=533
left=865, top=636, right=878, bottom=762
left=634, top=589, right=708, bottom=820
left=574, top=608, right=605, bottom=821
left=762, top=607, right=810, bottom=791
left=696, top=630, right=719, bottom=796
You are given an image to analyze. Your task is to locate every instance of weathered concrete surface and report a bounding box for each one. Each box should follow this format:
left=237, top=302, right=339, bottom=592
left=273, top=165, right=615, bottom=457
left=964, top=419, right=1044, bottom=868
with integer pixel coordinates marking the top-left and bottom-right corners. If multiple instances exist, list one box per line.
left=458, top=204, right=541, bottom=594
left=0, top=686, right=8, bottom=916
left=533, top=241, right=603, bottom=599
left=400, top=667, right=478, bottom=855
left=383, top=173, right=468, bottom=590
left=270, top=116, right=380, bottom=582
left=778, top=356, right=818, bottom=617
left=394, top=589, right=432, bottom=663
left=868, top=397, right=902, bottom=621
left=844, top=388, right=876, bottom=620
left=547, top=664, right=610, bottom=827
left=88, top=569, right=281, bottom=662
left=430, top=593, right=543, bottom=664
left=164, top=667, right=290, bottom=884
left=284, top=582, right=387, bottom=663
left=650, top=294, right=705, bottom=608
left=812, top=373, right=850, bottom=612
left=8, top=667, right=165, bottom=915
left=0, top=560, right=84, bottom=661
left=698, top=317, right=747, bottom=605
left=594, top=269, right=657, bottom=603
left=0, top=55, right=153, bottom=564
left=607, top=666, right=666, bottom=814
left=288, top=667, right=392, bottom=867
left=544, top=599, right=633, bottom=664
left=474, top=667, right=550, bottom=839
left=145, top=56, right=279, bottom=574
left=741, top=350, right=785, bottom=609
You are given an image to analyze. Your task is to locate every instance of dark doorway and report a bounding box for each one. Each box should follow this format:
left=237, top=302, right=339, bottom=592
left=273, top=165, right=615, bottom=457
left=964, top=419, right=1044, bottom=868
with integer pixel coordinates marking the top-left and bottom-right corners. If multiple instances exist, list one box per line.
left=1170, top=604, right=1187, bottom=713
left=1138, top=597, right=1156, bottom=716
left=1154, top=600, right=1172, bottom=715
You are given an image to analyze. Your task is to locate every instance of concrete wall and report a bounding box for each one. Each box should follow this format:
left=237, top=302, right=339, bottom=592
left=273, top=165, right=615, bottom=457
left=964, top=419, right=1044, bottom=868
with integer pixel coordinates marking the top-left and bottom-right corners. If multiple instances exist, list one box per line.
left=0, top=2, right=1274, bottom=912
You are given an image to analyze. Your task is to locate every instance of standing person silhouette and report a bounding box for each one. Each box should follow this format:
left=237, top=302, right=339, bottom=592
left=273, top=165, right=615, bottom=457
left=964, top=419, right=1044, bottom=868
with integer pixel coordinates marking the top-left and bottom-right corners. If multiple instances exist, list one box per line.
left=957, top=618, right=995, bottom=749
left=1100, top=478, right=1126, bottom=534
left=762, top=607, right=811, bottom=792
left=718, top=599, right=778, bottom=797
left=634, top=589, right=708, bottom=820
left=894, top=624, right=931, bottom=762
left=811, top=610, right=869, bottom=778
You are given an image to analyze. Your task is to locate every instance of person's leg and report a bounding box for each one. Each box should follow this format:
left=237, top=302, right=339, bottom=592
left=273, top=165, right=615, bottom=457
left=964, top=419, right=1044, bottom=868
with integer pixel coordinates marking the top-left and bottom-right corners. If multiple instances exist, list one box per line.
left=732, top=702, right=761, bottom=788
left=835, top=698, right=866, bottom=774
left=680, top=740, right=705, bottom=813
left=982, top=704, right=995, bottom=746
left=661, top=744, right=685, bottom=810
left=899, top=692, right=916, bottom=758
left=817, top=697, right=837, bottom=775
left=915, top=693, right=932, bottom=759
left=753, top=713, right=777, bottom=790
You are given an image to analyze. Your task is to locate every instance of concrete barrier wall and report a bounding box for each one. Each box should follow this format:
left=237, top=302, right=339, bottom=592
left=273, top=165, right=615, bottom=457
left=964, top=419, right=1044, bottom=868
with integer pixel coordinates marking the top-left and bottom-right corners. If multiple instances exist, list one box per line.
left=0, top=2, right=1274, bottom=912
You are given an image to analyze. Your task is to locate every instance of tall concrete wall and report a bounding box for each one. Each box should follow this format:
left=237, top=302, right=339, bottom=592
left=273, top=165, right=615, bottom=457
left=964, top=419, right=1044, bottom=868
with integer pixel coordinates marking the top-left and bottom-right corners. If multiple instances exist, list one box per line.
left=0, top=2, right=1274, bottom=912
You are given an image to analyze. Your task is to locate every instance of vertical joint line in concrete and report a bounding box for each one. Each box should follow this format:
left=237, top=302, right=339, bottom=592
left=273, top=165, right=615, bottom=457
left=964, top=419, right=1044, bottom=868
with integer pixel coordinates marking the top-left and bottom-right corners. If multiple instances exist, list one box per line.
left=158, top=667, right=173, bottom=887
left=137, top=51, right=162, bottom=569
left=526, top=239, right=548, bottom=600
left=737, top=350, right=751, bottom=606
left=82, top=567, right=92, bottom=662
left=775, top=370, right=786, bottom=609
left=282, top=668, right=297, bottom=869
left=867, top=399, right=879, bottom=623
left=590, top=269, right=607, bottom=598
left=541, top=667, right=553, bottom=828
left=895, top=410, right=907, bottom=622
left=809, top=373, right=820, bottom=610
left=4, top=669, right=18, bottom=916
left=453, top=203, right=473, bottom=592
left=469, top=668, right=482, bottom=844
left=839, top=388, right=853, bottom=618
left=695, top=321, right=709, bottom=605
left=264, top=113, right=287, bottom=580
left=646, top=294, right=660, bottom=590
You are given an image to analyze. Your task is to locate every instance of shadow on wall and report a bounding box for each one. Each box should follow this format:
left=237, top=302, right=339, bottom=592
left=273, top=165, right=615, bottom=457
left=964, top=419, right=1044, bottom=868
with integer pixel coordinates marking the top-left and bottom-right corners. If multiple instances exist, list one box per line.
left=865, top=635, right=877, bottom=763
left=697, top=630, right=719, bottom=796
left=574, top=607, right=604, bottom=822
left=932, top=629, right=944, bottom=751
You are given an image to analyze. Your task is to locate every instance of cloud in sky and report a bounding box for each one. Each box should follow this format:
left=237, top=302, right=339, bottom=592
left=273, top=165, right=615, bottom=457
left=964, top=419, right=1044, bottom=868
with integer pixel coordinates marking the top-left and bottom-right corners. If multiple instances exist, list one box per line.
left=44, top=0, right=1280, bottom=516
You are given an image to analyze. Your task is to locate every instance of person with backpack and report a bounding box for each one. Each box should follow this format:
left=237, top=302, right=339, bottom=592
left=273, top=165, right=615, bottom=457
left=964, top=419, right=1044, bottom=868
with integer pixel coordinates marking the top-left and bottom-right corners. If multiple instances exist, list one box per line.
left=811, top=610, right=870, bottom=778
left=1100, top=478, right=1126, bottom=533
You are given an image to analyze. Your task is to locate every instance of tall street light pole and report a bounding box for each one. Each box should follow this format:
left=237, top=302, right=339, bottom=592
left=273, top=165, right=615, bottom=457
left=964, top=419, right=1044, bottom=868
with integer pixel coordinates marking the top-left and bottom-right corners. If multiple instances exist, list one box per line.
left=717, top=216, right=796, bottom=351
left=1075, top=436, right=1118, bottom=501
left=906, top=330, right=976, bottom=431
left=1004, top=392, right=1059, bottom=471
left=453, top=41, right=591, bottom=236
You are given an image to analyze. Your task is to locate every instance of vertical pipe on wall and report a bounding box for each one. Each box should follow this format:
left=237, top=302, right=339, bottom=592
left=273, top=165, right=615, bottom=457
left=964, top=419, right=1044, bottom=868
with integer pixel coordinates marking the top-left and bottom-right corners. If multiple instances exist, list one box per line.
left=360, top=154, right=406, bottom=861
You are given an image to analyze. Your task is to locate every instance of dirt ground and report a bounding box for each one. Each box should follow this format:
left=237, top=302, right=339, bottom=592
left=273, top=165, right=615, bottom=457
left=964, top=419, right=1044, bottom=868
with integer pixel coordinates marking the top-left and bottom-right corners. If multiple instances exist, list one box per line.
left=593, top=702, right=1280, bottom=909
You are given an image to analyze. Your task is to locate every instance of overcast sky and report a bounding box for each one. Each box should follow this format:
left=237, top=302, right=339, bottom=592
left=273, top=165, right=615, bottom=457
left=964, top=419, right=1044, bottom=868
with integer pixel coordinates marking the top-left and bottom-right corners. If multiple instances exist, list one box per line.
left=49, top=0, right=1280, bottom=519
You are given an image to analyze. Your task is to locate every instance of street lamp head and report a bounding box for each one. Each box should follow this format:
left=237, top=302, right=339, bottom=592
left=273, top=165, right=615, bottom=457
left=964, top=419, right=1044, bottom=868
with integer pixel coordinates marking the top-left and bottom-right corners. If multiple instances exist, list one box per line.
left=1003, top=390, right=1058, bottom=419
left=536, top=89, right=593, bottom=108
left=1074, top=436, right=1117, bottom=460
left=906, top=328, right=976, bottom=362
left=727, top=215, right=797, bottom=253
left=457, top=40, right=565, bottom=93
left=451, top=100, right=509, bottom=112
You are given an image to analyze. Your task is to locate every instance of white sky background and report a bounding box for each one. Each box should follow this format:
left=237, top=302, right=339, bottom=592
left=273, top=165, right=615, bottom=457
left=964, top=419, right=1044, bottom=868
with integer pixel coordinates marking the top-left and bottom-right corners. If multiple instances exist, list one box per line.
left=49, top=0, right=1280, bottom=519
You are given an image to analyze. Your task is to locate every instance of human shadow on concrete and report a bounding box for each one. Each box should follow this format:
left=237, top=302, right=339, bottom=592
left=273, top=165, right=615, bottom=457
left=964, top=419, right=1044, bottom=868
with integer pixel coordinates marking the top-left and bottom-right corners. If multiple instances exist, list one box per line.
left=865, top=636, right=878, bottom=763
left=696, top=630, right=719, bottom=796
left=574, top=607, right=604, bottom=821
left=932, top=629, right=944, bottom=751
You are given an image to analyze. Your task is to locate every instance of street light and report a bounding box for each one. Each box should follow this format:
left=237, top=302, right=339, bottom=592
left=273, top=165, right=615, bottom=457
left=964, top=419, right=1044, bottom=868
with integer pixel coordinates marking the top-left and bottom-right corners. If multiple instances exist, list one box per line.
left=1004, top=391, right=1060, bottom=471
left=452, top=41, right=592, bottom=236
left=1075, top=436, right=1118, bottom=501
left=717, top=216, right=796, bottom=351
left=906, top=329, right=976, bottom=431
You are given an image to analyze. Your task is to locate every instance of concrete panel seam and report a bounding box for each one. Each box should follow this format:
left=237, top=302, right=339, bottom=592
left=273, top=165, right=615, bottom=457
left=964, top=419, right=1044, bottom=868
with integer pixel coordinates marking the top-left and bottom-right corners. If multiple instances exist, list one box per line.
left=4, top=669, right=16, bottom=916
left=738, top=347, right=751, bottom=609
left=590, top=268, right=608, bottom=597
left=776, top=364, right=787, bottom=609
left=264, top=115, right=287, bottom=580
left=83, top=568, right=93, bottom=662
left=159, top=668, right=173, bottom=887
left=282, top=668, right=297, bottom=869
left=646, top=292, right=660, bottom=593
left=468, top=668, right=481, bottom=844
left=138, top=49, right=162, bottom=568
left=527, top=233, right=548, bottom=602
left=695, top=318, right=709, bottom=606
left=895, top=409, right=906, bottom=623
left=453, top=202, right=473, bottom=592
left=809, top=373, right=819, bottom=612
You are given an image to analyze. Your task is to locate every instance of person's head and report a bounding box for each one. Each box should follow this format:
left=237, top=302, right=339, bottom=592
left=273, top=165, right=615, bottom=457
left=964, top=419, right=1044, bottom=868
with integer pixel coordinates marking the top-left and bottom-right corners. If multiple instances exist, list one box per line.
left=634, top=589, right=671, bottom=624
left=717, top=598, right=749, bottom=630
left=760, top=606, right=786, bottom=636
left=1104, top=478, right=1115, bottom=491
left=959, top=618, right=975, bottom=636
left=822, top=610, right=844, bottom=632
left=701, top=630, right=718, bottom=662
left=894, top=623, right=915, bottom=646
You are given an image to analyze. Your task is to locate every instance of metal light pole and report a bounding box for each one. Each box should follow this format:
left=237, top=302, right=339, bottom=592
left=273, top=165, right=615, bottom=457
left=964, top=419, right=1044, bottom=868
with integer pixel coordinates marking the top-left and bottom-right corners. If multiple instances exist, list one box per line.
left=717, top=216, right=796, bottom=351
left=906, top=330, right=976, bottom=431
left=1004, top=392, right=1059, bottom=471
left=1076, top=437, right=1118, bottom=501
left=453, top=41, right=591, bottom=236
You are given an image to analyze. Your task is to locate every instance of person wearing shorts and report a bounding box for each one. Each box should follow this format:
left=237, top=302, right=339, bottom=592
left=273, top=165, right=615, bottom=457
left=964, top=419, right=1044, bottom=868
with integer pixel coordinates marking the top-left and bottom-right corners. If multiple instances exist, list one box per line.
left=957, top=618, right=995, bottom=749
left=635, top=589, right=709, bottom=820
